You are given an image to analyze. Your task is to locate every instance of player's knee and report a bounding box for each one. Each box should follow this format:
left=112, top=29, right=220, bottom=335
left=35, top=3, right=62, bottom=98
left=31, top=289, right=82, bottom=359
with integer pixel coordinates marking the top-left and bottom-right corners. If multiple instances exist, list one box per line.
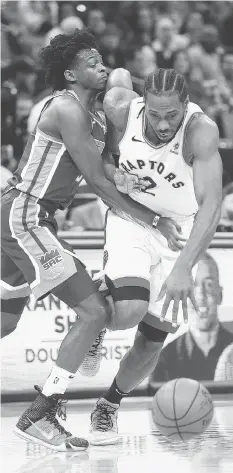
left=113, top=299, right=149, bottom=330
left=73, top=292, right=109, bottom=326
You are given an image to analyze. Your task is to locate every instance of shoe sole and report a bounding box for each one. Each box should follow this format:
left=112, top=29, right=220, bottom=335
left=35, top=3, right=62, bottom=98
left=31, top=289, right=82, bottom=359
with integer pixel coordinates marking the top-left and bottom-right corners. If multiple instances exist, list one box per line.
left=13, top=427, right=88, bottom=452
left=89, top=436, right=119, bottom=446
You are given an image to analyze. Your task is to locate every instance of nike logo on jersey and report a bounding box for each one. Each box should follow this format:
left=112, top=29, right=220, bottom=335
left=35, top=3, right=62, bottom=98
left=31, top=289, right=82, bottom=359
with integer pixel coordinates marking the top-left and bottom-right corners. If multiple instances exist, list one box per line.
left=132, top=136, right=143, bottom=143
left=26, top=417, right=55, bottom=441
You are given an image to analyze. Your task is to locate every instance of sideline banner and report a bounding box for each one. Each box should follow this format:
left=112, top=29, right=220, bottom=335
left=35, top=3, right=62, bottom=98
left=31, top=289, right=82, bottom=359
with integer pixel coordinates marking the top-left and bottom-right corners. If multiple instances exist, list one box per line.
left=1, top=247, right=232, bottom=396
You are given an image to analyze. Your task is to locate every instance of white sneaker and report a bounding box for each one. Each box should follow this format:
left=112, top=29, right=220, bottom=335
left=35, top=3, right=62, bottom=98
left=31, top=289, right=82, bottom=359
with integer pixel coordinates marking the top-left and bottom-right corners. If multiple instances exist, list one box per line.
left=89, top=398, right=119, bottom=446
left=78, top=328, right=107, bottom=377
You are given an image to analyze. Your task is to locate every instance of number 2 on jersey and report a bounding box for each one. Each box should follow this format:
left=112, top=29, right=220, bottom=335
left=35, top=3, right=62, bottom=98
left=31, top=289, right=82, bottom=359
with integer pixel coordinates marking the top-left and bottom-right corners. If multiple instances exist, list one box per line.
left=142, top=176, right=157, bottom=196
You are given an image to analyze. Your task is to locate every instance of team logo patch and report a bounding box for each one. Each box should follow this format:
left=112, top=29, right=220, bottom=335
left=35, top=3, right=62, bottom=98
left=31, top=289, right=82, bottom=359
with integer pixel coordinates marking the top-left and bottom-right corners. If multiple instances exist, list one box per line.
left=38, top=248, right=64, bottom=280
left=170, top=142, right=179, bottom=155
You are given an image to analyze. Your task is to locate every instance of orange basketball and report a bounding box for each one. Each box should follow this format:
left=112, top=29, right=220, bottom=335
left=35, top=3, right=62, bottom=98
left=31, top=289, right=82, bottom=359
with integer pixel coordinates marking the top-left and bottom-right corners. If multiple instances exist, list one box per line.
left=152, top=378, right=214, bottom=441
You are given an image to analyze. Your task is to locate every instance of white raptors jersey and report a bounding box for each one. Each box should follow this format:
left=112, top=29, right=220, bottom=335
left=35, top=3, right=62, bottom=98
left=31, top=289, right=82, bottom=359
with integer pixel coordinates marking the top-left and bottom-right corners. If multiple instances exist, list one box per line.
left=118, top=98, right=203, bottom=218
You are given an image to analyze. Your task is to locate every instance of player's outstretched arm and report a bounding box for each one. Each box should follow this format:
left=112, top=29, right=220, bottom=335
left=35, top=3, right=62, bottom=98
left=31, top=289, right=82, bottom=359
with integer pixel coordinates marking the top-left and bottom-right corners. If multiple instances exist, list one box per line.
left=56, top=98, right=157, bottom=228
left=158, top=116, right=222, bottom=326
left=174, top=116, right=222, bottom=271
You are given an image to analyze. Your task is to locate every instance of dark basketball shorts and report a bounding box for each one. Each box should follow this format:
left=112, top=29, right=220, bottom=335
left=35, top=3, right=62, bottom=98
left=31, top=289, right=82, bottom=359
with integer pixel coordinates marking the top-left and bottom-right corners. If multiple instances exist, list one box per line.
left=1, top=189, right=97, bottom=306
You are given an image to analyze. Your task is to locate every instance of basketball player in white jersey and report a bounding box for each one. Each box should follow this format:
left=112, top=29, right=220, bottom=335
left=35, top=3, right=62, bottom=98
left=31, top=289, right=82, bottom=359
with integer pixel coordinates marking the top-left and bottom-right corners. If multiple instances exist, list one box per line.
left=85, top=68, right=223, bottom=445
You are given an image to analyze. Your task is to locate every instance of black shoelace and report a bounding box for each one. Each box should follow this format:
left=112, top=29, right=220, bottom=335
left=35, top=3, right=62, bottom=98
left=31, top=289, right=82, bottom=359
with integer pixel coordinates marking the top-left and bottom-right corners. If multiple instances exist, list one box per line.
left=45, top=398, right=72, bottom=436
left=91, top=404, right=116, bottom=432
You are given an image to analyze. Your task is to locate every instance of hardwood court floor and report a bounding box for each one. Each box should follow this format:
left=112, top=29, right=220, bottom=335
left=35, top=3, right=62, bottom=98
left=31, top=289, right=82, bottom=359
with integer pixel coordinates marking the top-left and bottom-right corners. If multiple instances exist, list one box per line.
left=1, top=396, right=233, bottom=473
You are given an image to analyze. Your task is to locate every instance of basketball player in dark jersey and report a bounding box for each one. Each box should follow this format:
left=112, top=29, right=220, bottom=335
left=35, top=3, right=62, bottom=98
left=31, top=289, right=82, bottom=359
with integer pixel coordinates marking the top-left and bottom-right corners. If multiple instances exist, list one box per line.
left=1, top=30, right=174, bottom=451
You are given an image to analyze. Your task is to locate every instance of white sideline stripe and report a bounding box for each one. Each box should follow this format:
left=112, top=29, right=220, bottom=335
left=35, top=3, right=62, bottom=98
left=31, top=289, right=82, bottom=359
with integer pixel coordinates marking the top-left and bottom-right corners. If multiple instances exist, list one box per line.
left=9, top=196, right=40, bottom=290
left=38, top=144, right=66, bottom=199
left=17, top=134, right=39, bottom=186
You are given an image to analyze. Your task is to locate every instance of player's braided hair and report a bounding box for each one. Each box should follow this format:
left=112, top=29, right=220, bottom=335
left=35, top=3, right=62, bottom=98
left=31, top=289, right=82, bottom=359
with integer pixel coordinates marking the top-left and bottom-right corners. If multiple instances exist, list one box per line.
left=144, top=68, right=189, bottom=104
left=39, top=28, right=97, bottom=91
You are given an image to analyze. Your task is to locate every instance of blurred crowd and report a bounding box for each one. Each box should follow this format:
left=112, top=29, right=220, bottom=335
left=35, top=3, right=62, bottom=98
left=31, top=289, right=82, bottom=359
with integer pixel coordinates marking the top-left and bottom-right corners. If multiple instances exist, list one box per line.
left=1, top=1, right=233, bottom=231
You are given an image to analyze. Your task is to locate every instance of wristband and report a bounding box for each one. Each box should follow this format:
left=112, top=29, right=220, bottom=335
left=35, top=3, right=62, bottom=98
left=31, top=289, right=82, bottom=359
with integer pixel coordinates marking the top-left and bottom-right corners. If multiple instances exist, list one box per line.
left=152, top=215, right=160, bottom=228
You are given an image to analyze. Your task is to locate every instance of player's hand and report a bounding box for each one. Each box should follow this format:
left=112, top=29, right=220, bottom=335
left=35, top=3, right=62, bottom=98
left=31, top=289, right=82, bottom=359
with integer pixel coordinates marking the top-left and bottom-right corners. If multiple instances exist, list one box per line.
left=157, top=267, right=200, bottom=327
left=114, top=169, right=147, bottom=194
left=157, top=218, right=187, bottom=251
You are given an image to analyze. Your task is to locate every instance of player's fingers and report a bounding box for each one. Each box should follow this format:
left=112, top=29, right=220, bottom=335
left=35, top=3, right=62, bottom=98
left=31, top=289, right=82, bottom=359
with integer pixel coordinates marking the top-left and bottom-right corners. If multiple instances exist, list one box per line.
left=157, top=283, right=166, bottom=302
left=182, top=297, right=189, bottom=324
left=160, top=294, right=172, bottom=321
left=132, top=182, right=147, bottom=190
left=172, top=229, right=187, bottom=242
left=172, top=237, right=185, bottom=250
left=172, top=298, right=180, bottom=327
left=170, top=219, right=182, bottom=234
left=125, top=173, right=138, bottom=183
left=189, top=290, right=199, bottom=314
left=168, top=240, right=180, bottom=252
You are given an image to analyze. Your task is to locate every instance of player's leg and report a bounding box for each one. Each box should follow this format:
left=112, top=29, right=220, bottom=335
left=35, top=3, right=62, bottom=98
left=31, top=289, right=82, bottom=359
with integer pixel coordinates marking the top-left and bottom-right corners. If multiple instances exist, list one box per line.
left=89, top=258, right=181, bottom=445
left=79, top=212, right=153, bottom=376
left=1, top=191, right=106, bottom=450
left=13, top=250, right=109, bottom=451
left=1, top=249, right=30, bottom=337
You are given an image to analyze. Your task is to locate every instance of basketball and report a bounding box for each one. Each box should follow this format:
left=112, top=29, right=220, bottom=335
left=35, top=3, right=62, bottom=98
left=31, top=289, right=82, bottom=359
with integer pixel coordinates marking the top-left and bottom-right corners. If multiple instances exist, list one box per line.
left=152, top=378, right=214, bottom=441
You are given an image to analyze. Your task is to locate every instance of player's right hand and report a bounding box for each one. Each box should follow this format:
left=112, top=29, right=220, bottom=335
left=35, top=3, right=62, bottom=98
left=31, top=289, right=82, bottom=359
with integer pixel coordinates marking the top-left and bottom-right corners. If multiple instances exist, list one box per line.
left=157, top=218, right=187, bottom=251
left=114, top=169, right=147, bottom=194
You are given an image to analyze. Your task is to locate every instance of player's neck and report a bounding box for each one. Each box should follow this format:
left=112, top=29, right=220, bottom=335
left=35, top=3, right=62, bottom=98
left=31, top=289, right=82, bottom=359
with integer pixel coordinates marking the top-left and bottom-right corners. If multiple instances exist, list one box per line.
left=67, top=85, right=98, bottom=112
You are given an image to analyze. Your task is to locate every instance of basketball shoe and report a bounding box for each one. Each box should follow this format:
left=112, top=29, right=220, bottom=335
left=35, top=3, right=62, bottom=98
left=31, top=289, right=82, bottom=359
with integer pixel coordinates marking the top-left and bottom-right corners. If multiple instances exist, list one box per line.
left=79, top=270, right=108, bottom=377
left=89, top=398, right=119, bottom=445
left=13, top=385, right=88, bottom=451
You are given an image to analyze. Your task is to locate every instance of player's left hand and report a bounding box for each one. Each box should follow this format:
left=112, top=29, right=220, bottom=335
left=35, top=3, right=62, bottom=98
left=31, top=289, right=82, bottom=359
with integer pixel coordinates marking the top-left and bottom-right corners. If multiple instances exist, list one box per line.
left=114, top=169, right=147, bottom=194
left=157, top=267, right=200, bottom=327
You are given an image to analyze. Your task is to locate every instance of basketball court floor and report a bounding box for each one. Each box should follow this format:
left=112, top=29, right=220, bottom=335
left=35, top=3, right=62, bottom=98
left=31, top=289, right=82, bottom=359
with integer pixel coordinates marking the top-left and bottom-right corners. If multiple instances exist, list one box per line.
left=1, top=395, right=233, bottom=473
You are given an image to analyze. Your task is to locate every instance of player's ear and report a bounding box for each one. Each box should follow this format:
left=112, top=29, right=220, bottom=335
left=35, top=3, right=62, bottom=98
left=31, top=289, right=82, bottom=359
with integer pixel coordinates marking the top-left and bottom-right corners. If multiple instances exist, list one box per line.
left=64, top=70, right=76, bottom=83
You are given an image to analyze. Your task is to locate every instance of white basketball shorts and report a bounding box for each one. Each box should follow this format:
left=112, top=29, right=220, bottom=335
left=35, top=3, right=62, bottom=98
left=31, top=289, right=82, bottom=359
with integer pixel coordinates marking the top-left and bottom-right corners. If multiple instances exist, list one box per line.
left=104, top=210, right=197, bottom=330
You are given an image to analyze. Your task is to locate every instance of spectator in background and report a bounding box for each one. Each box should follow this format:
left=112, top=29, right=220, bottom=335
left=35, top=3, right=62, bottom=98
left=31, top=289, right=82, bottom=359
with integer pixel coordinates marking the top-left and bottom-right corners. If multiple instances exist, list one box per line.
left=44, top=15, right=84, bottom=46
left=123, top=44, right=157, bottom=94
left=132, top=6, right=155, bottom=46
left=99, top=24, right=124, bottom=70
left=152, top=17, right=187, bottom=69
left=185, top=12, right=204, bottom=46
left=1, top=58, right=37, bottom=159
left=151, top=252, right=233, bottom=382
left=18, top=1, right=53, bottom=35
left=173, top=49, right=207, bottom=107
left=222, top=49, right=233, bottom=94
left=86, top=8, right=106, bottom=42
left=58, top=1, right=79, bottom=22
left=187, top=25, right=229, bottom=94
left=219, top=2, right=233, bottom=48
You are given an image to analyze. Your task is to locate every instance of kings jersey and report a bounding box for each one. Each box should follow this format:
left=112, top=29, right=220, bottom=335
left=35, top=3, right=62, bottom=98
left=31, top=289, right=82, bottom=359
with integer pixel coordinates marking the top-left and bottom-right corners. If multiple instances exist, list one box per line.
left=8, top=90, right=107, bottom=211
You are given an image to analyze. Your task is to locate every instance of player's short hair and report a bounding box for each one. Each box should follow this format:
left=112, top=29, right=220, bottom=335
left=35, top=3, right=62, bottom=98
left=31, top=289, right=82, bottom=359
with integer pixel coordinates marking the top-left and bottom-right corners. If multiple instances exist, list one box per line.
left=144, top=68, right=189, bottom=104
left=39, top=28, right=97, bottom=91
